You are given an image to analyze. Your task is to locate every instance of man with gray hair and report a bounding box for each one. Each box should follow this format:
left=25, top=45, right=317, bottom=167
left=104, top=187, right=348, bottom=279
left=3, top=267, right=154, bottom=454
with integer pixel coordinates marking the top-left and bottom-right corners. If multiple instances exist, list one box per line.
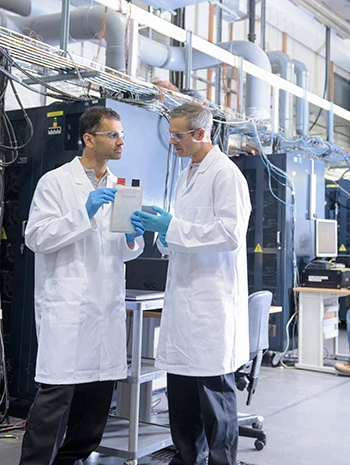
left=135, top=101, right=251, bottom=465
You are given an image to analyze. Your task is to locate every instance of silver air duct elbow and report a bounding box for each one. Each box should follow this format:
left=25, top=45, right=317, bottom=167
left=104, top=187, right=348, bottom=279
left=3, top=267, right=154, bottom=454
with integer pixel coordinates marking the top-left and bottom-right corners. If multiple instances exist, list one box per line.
left=267, top=51, right=294, bottom=136
left=292, top=59, right=309, bottom=137
left=216, top=41, right=271, bottom=121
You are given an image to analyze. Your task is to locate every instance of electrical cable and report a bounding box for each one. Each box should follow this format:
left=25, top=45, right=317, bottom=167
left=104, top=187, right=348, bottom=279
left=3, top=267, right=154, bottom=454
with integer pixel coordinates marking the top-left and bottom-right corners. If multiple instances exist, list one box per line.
left=0, top=62, right=79, bottom=102
left=0, top=81, right=34, bottom=166
left=0, top=48, right=87, bottom=101
left=309, top=31, right=329, bottom=133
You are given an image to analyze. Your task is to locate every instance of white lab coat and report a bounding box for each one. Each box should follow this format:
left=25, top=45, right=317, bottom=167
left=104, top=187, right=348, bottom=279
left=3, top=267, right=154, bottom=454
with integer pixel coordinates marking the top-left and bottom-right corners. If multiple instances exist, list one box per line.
left=155, top=146, right=251, bottom=376
left=25, top=156, right=144, bottom=385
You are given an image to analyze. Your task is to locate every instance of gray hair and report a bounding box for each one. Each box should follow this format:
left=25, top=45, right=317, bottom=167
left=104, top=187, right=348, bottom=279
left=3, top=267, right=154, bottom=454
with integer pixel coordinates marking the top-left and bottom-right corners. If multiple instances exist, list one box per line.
left=169, top=102, right=213, bottom=134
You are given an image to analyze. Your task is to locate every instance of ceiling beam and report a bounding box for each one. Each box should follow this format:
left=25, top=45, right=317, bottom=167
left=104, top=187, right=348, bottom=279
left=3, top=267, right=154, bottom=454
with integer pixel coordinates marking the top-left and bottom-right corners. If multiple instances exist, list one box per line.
left=294, top=0, right=350, bottom=39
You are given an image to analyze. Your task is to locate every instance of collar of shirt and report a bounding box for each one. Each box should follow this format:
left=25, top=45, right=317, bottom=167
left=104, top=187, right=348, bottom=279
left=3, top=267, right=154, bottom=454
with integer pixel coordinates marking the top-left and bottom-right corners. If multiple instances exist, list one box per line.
left=187, top=162, right=201, bottom=186
left=83, top=166, right=109, bottom=190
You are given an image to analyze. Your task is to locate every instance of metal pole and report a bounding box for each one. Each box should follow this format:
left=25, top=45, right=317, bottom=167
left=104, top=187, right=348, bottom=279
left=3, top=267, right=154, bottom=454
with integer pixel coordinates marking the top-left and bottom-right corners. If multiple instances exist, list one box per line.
left=238, top=56, right=244, bottom=116
left=260, top=0, right=266, bottom=50
left=128, top=19, right=140, bottom=78
left=59, top=0, right=70, bottom=54
left=128, top=307, right=143, bottom=453
left=325, top=26, right=331, bottom=102
left=248, top=0, right=256, bottom=43
left=325, top=26, right=334, bottom=143
left=185, top=30, right=193, bottom=90
left=215, top=2, right=223, bottom=106
left=328, top=102, right=334, bottom=144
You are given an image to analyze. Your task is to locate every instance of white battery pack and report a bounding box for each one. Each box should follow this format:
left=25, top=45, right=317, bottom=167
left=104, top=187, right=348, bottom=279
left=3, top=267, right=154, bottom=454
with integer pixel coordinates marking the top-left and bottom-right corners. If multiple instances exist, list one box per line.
left=110, top=184, right=143, bottom=233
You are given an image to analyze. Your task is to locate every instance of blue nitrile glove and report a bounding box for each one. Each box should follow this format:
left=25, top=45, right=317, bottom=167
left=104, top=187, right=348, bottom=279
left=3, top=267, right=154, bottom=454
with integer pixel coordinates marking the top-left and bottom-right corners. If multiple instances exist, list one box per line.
left=158, top=232, right=168, bottom=248
left=125, top=214, right=145, bottom=243
left=86, top=187, right=117, bottom=219
left=134, top=206, right=172, bottom=233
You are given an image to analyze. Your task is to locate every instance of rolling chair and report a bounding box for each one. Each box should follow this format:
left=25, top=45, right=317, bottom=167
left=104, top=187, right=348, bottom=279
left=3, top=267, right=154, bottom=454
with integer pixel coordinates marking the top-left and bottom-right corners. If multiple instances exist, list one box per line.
left=236, top=290, right=272, bottom=451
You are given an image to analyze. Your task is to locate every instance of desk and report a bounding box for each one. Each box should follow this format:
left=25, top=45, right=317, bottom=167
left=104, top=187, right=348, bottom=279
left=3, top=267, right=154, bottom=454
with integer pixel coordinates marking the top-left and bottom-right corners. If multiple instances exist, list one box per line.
left=293, top=287, right=350, bottom=374
left=97, top=294, right=172, bottom=462
left=140, top=306, right=283, bottom=319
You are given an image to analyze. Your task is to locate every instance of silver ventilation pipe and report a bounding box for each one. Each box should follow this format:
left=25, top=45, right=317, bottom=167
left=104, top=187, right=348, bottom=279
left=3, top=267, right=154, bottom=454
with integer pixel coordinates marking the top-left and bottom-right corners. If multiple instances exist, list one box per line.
left=139, top=37, right=271, bottom=120
left=267, top=51, right=294, bottom=135
left=207, top=41, right=271, bottom=120
left=292, top=59, right=309, bottom=137
left=0, top=0, right=31, bottom=17
left=10, top=6, right=127, bottom=71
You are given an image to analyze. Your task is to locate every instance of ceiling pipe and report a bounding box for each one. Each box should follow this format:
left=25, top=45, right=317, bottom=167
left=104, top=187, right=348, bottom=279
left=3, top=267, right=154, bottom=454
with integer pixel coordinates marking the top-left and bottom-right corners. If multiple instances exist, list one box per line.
left=212, top=41, right=271, bottom=120
left=267, top=51, right=294, bottom=135
left=10, top=6, right=127, bottom=72
left=0, top=0, right=31, bottom=17
left=8, top=6, right=271, bottom=119
left=292, top=59, right=309, bottom=137
left=139, top=37, right=271, bottom=120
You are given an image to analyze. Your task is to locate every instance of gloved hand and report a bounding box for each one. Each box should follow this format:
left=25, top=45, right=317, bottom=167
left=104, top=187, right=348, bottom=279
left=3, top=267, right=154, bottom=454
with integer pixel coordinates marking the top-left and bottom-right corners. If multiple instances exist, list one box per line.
left=86, top=188, right=117, bottom=219
left=134, top=206, right=172, bottom=233
left=158, top=232, right=168, bottom=248
left=125, top=215, right=145, bottom=243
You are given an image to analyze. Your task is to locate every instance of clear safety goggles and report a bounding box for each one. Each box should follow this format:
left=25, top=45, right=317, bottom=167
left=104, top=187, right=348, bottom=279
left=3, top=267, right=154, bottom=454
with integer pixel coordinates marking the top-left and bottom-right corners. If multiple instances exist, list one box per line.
left=167, top=129, right=198, bottom=142
left=92, top=130, right=126, bottom=140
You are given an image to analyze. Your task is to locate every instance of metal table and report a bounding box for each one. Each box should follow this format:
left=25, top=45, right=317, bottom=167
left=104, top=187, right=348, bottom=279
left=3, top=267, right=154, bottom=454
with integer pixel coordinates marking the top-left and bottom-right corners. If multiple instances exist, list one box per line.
left=97, top=292, right=172, bottom=463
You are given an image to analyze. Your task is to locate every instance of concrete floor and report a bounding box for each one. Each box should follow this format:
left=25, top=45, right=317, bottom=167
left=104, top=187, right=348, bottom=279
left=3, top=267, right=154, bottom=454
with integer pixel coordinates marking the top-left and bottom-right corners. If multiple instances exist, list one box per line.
left=1, top=329, right=350, bottom=465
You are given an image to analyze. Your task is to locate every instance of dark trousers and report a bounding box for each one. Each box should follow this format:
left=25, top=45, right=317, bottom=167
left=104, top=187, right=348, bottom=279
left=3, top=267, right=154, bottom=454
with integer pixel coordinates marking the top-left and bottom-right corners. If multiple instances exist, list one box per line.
left=167, top=373, right=238, bottom=465
left=19, top=380, right=115, bottom=465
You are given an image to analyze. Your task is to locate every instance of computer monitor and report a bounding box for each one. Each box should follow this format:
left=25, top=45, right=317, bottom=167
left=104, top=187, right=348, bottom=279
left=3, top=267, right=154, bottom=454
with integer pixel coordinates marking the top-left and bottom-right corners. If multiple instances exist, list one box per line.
left=315, top=219, right=338, bottom=258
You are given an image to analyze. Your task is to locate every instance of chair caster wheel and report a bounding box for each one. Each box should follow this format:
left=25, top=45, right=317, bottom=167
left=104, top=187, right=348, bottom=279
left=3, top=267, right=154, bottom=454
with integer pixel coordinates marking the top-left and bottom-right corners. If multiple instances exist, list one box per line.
left=254, top=439, right=265, bottom=451
left=252, top=421, right=263, bottom=430
left=271, top=352, right=283, bottom=367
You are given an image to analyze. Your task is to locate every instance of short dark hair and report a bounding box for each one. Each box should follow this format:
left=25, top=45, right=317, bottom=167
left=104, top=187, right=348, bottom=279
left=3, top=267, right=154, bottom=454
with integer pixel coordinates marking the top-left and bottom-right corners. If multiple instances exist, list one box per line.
left=79, top=106, right=121, bottom=147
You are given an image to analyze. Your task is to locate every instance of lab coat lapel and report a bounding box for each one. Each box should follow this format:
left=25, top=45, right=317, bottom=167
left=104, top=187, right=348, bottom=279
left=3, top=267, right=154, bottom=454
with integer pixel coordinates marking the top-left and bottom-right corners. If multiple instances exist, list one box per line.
left=68, top=157, right=110, bottom=220
left=180, top=146, right=219, bottom=197
left=69, top=156, right=95, bottom=199
left=102, top=169, right=115, bottom=217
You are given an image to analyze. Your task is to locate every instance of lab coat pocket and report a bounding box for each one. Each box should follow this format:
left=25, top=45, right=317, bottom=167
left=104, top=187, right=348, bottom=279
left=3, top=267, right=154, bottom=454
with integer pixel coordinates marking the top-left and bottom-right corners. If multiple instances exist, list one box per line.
left=48, top=278, right=87, bottom=325
left=189, top=273, right=225, bottom=319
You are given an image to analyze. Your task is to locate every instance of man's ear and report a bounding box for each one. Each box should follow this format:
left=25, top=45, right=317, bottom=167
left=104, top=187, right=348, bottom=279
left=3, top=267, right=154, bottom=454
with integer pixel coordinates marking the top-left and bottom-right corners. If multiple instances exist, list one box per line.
left=195, top=128, right=206, bottom=141
left=83, top=133, right=94, bottom=148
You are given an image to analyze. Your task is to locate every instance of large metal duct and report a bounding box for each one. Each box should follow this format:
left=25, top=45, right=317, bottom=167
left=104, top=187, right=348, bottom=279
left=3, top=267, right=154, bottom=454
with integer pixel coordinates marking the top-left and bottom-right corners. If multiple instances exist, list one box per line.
left=292, top=59, right=309, bottom=137
left=267, top=51, right=294, bottom=135
left=0, top=0, right=31, bottom=17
